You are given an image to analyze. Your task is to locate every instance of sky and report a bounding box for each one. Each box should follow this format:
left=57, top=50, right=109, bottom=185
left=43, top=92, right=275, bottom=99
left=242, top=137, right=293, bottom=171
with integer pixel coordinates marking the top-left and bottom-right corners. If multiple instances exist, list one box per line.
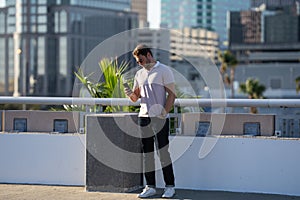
left=147, top=0, right=161, bottom=28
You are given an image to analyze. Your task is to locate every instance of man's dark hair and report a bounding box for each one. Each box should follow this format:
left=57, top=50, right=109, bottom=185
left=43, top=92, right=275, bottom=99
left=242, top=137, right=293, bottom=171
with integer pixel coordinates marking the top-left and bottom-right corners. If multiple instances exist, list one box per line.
left=132, top=44, right=153, bottom=57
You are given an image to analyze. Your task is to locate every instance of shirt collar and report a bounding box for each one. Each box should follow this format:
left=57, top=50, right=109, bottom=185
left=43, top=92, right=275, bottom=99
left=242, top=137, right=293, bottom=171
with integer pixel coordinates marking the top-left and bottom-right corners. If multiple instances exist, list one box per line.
left=143, top=61, right=159, bottom=72
left=153, top=61, right=159, bottom=68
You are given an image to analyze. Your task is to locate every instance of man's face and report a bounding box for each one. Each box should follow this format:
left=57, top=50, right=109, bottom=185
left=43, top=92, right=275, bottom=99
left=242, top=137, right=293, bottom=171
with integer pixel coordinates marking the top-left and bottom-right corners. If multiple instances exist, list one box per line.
left=135, top=54, right=147, bottom=66
left=135, top=53, right=153, bottom=70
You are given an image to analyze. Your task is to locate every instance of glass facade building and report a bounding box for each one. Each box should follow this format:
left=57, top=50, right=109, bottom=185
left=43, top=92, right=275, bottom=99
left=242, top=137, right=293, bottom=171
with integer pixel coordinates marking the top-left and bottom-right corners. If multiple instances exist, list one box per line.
left=161, top=0, right=251, bottom=49
left=0, top=0, right=137, bottom=96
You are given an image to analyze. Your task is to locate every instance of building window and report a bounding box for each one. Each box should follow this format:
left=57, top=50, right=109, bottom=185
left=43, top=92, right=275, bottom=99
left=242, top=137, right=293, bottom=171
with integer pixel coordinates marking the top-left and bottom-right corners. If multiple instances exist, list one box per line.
left=60, top=10, right=67, bottom=33
left=55, top=10, right=68, bottom=33
left=59, top=37, right=67, bottom=76
left=55, top=12, right=59, bottom=33
left=0, top=13, right=5, bottom=34
left=8, top=37, right=14, bottom=93
left=37, top=24, right=47, bottom=33
left=0, top=38, right=5, bottom=93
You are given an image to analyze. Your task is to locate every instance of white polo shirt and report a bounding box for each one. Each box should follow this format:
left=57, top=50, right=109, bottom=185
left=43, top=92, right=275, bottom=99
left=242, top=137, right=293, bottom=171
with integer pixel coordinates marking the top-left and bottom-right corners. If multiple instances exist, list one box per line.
left=133, top=61, right=175, bottom=117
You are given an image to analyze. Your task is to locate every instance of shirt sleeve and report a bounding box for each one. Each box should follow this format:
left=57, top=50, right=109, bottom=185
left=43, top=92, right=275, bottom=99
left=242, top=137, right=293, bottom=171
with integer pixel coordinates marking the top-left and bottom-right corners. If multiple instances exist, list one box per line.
left=163, top=66, right=175, bottom=85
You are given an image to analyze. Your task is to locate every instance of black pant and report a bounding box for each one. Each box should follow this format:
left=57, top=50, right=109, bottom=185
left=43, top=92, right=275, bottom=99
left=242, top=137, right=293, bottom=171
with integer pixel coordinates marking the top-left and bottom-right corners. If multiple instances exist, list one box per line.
left=138, top=117, right=175, bottom=187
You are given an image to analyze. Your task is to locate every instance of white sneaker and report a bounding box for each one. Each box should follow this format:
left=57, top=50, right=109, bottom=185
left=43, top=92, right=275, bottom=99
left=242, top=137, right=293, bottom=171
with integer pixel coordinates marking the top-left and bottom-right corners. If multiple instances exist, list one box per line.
left=137, top=186, right=156, bottom=198
left=162, top=187, right=175, bottom=198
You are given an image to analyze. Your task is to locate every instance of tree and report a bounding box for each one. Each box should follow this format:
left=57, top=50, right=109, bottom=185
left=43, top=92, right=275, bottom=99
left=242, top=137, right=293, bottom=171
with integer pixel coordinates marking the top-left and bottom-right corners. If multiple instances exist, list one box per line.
left=295, top=76, right=300, bottom=94
left=218, top=50, right=238, bottom=98
left=239, top=78, right=266, bottom=114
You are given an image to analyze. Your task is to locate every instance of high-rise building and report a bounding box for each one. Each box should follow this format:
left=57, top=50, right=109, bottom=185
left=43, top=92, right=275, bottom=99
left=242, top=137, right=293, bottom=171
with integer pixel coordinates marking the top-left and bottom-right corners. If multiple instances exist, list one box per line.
left=229, top=1, right=300, bottom=44
left=131, top=0, right=148, bottom=27
left=161, top=0, right=250, bottom=49
left=0, top=0, right=138, bottom=97
left=229, top=1, right=300, bottom=98
left=264, top=6, right=299, bottom=43
left=229, top=11, right=262, bottom=44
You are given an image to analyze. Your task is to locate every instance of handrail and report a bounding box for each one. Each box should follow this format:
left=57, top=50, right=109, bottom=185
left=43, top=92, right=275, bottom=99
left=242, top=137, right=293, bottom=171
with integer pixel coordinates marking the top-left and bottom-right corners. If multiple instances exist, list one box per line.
left=0, top=96, right=300, bottom=108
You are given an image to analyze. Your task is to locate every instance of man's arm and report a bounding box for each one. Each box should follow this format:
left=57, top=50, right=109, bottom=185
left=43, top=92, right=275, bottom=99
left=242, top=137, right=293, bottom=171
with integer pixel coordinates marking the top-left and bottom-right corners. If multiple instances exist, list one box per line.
left=127, top=87, right=140, bottom=102
left=162, top=83, right=176, bottom=116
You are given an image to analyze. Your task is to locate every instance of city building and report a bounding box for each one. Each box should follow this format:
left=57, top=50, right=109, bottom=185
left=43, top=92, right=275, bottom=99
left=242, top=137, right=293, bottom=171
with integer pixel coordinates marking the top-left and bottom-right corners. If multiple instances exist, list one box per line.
left=160, top=0, right=250, bottom=49
left=131, top=0, right=148, bottom=27
left=0, top=0, right=138, bottom=97
left=229, top=1, right=300, bottom=98
left=231, top=43, right=300, bottom=98
left=264, top=6, right=299, bottom=43
left=230, top=2, right=300, bottom=44
left=229, top=11, right=262, bottom=44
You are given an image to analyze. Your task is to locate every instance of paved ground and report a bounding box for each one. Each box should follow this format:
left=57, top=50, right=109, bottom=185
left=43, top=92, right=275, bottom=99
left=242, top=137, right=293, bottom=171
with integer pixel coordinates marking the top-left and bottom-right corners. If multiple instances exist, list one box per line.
left=0, top=184, right=300, bottom=200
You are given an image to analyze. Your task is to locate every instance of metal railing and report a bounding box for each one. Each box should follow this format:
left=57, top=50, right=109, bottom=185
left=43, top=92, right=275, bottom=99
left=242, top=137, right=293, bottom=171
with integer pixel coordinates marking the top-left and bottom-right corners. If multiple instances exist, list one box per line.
left=1, top=97, right=300, bottom=107
left=1, top=97, right=300, bottom=137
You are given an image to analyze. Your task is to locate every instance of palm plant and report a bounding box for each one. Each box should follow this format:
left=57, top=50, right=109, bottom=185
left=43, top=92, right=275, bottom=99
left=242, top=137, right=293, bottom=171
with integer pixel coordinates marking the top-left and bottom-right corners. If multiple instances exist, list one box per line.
left=239, top=78, right=266, bottom=114
left=218, top=50, right=238, bottom=98
left=295, top=76, right=300, bottom=94
left=72, top=58, right=134, bottom=112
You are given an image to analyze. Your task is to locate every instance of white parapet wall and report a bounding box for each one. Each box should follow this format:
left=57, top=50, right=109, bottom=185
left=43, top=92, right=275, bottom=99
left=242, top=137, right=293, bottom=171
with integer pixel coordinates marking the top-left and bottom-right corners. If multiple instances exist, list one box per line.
left=1, top=132, right=300, bottom=197
left=0, top=133, right=85, bottom=186
left=155, top=136, right=300, bottom=196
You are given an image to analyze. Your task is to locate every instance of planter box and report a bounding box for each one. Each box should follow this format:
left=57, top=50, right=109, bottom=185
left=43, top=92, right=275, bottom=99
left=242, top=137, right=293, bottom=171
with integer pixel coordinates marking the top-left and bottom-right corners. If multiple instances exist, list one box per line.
left=85, top=113, right=142, bottom=192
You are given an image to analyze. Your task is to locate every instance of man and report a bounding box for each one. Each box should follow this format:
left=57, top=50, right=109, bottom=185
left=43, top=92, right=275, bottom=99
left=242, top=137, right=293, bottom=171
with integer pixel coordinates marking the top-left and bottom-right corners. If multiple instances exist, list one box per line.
left=124, top=44, right=176, bottom=198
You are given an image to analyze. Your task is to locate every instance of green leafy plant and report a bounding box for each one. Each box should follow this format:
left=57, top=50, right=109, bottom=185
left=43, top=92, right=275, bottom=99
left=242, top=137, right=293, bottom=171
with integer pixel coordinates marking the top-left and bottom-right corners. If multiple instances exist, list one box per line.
left=72, top=58, right=137, bottom=112
left=239, top=78, right=266, bottom=114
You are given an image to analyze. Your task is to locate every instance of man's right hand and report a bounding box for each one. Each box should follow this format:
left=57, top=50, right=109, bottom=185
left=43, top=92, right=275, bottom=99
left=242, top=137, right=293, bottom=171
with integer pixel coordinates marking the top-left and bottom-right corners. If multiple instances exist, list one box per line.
left=124, top=87, right=133, bottom=96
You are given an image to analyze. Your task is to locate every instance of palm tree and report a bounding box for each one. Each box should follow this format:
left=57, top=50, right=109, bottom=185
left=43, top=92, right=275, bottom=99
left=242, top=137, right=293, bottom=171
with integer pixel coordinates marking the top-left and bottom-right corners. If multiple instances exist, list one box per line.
left=218, top=50, right=238, bottom=98
left=239, top=78, right=266, bottom=114
left=295, top=76, right=300, bottom=94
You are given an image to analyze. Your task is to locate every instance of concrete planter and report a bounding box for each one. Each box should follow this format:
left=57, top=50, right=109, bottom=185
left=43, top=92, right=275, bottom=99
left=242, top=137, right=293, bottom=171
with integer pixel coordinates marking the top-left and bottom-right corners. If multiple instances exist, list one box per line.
left=85, top=113, right=142, bottom=192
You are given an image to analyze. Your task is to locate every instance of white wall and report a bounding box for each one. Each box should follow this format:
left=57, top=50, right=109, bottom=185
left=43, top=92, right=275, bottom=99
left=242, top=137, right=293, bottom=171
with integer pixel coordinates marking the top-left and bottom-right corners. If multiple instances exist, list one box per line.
left=155, top=136, right=300, bottom=196
left=0, top=133, right=85, bottom=185
left=1, top=133, right=300, bottom=196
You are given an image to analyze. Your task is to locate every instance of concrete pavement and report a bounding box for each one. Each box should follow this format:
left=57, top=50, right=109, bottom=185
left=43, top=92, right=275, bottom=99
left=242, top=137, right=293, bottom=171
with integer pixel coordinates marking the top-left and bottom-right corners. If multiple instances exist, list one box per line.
left=0, top=184, right=300, bottom=200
